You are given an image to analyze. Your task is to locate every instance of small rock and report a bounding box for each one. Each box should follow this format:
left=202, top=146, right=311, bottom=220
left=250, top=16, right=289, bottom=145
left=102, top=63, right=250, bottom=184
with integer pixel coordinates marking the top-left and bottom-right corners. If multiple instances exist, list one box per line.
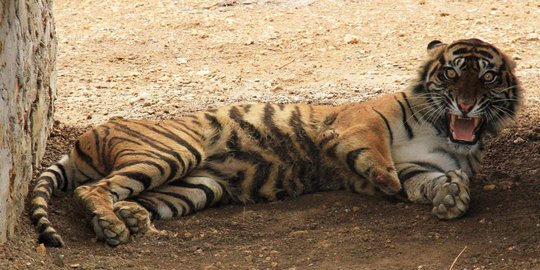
left=344, top=34, right=359, bottom=44
left=70, top=264, right=81, bottom=268
left=36, top=244, right=46, bottom=257
left=196, top=69, right=211, bottom=76
left=499, top=181, right=513, bottom=190
left=483, top=184, right=497, bottom=191
left=176, top=58, right=190, bottom=64
left=513, top=137, right=525, bottom=144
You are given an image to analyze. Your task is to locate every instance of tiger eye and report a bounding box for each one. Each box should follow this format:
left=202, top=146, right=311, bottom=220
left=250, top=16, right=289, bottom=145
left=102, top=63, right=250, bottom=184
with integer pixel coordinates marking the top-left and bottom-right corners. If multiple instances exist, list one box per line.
left=445, top=69, right=457, bottom=79
left=483, top=72, right=494, bottom=81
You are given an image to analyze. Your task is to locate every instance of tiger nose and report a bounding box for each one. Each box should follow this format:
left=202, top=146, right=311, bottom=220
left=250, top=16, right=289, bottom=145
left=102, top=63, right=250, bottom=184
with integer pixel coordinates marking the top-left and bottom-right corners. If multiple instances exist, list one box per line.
left=457, top=98, right=475, bottom=113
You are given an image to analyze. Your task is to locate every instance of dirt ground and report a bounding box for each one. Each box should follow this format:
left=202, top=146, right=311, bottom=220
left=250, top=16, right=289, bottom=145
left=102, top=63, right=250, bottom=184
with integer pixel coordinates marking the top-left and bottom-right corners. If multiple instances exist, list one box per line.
left=1, top=0, right=540, bottom=269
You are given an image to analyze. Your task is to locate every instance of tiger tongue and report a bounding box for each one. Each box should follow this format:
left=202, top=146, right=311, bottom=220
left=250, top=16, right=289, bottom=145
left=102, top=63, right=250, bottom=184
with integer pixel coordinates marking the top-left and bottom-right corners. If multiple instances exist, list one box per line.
left=451, top=117, right=476, bottom=141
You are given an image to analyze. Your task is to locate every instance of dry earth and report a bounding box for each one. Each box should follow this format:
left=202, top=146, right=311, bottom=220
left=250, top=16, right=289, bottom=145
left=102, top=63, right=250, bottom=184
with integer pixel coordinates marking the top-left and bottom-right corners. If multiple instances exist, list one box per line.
left=1, top=0, right=540, bottom=269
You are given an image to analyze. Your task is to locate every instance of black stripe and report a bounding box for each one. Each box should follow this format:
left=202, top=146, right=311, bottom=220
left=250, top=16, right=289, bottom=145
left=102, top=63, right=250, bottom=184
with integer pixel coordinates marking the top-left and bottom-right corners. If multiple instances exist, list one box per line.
left=101, top=127, right=111, bottom=172
left=56, top=163, right=69, bottom=192
left=242, top=104, right=252, bottom=113
left=31, top=213, right=47, bottom=225
left=226, top=130, right=241, bottom=151
left=263, top=103, right=297, bottom=162
left=318, top=133, right=336, bottom=148
left=37, top=221, right=51, bottom=233
left=447, top=41, right=495, bottom=50
left=170, top=181, right=215, bottom=208
left=118, top=172, right=152, bottom=189
left=372, top=108, right=394, bottom=145
left=149, top=190, right=196, bottom=214
left=157, top=197, right=180, bottom=217
left=326, top=142, right=339, bottom=158
left=323, top=113, right=338, bottom=126
left=289, top=106, right=321, bottom=192
left=133, top=198, right=159, bottom=220
left=35, top=176, right=54, bottom=195
left=108, top=136, right=143, bottom=163
left=346, top=148, right=369, bottom=177
left=274, top=166, right=287, bottom=200
left=169, top=122, right=204, bottom=142
left=477, top=50, right=494, bottom=59
left=205, top=113, right=223, bottom=144
left=395, top=97, right=414, bottom=139
left=400, top=92, right=419, bottom=123
left=452, top=48, right=469, bottom=55
left=111, top=122, right=181, bottom=180
left=420, top=61, right=434, bottom=81
left=75, top=141, right=104, bottom=176
left=134, top=122, right=202, bottom=166
left=229, top=106, right=267, bottom=148
left=399, top=169, right=429, bottom=182
left=92, top=129, right=102, bottom=165
left=115, top=150, right=160, bottom=161
left=44, top=168, right=63, bottom=190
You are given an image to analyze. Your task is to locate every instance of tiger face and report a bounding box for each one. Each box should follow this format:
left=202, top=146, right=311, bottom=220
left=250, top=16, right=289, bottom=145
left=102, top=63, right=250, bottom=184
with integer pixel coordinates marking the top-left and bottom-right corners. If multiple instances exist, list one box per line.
left=417, top=38, right=521, bottom=146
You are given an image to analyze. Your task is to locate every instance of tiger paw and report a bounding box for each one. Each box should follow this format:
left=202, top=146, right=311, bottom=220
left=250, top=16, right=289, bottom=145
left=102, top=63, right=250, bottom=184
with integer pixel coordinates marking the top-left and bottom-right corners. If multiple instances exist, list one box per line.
left=90, top=212, right=130, bottom=247
left=370, top=166, right=401, bottom=195
left=431, top=170, right=470, bottom=220
left=113, top=201, right=151, bottom=235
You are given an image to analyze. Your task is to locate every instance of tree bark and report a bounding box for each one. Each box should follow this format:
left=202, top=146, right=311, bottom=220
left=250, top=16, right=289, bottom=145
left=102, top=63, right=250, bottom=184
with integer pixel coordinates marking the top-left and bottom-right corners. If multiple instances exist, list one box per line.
left=0, top=0, right=56, bottom=243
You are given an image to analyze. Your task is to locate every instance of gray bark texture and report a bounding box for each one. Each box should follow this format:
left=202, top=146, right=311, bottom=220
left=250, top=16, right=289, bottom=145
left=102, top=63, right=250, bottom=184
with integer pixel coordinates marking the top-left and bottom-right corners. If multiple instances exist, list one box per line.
left=0, top=0, right=56, bottom=243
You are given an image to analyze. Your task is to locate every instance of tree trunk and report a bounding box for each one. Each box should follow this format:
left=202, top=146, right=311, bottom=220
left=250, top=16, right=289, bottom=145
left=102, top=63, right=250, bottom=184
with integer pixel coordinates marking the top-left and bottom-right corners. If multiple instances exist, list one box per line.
left=0, top=0, right=56, bottom=243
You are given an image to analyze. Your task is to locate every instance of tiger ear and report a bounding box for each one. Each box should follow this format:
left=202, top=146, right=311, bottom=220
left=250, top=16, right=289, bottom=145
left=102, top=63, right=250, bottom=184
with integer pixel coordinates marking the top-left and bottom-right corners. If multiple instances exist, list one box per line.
left=427, top=40, right=447, bottom=56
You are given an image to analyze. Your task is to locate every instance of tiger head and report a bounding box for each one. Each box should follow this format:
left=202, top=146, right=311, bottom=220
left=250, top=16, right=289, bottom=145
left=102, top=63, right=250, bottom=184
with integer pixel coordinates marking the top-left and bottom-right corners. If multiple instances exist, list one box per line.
left=414, top=38, right=522, bottom=146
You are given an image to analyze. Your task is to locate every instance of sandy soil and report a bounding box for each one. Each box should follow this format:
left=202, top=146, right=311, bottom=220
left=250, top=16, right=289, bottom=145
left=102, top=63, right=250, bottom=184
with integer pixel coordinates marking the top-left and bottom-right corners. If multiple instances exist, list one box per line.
left=1, top=0, right=539, bottom=269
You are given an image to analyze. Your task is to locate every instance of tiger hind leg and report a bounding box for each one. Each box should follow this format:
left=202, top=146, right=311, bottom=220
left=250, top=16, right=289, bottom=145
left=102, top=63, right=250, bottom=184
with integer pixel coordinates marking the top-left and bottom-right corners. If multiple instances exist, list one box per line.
left=74, top=170, right=169, bottom=246
left=128, top=175, right=225, bottom=221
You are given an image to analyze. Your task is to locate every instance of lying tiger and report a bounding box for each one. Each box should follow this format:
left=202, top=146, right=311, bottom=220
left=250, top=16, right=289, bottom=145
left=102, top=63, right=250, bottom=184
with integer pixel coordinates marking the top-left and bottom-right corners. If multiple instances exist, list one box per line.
left=30, top=38, right=522, bottom=247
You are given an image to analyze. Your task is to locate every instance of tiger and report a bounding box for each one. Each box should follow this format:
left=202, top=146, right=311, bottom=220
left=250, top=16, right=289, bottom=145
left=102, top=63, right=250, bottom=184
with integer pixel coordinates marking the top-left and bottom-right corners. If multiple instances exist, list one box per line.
left=30, top=38, right=522, bottom=247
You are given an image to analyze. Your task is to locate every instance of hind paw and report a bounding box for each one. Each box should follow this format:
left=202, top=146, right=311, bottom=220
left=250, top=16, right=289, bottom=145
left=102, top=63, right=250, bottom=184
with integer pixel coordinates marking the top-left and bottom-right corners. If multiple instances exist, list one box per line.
left=90, top=212, right=130, bottom=247
left=432, top=170, right=470, bottom=220
left=113, top=201, right=152, bottom=235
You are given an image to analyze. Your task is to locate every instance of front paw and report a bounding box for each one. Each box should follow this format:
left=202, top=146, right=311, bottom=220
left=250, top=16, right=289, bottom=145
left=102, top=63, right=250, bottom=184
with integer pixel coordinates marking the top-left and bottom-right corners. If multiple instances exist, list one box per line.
left=432, top=170, right=470, bottom=220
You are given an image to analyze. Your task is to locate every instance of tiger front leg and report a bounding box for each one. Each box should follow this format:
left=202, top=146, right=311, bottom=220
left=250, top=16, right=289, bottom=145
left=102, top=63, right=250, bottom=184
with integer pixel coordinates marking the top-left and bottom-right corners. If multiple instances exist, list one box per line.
left=398, top=164, right=470, bottom=219
left=324, top=125, right=401, bottom=195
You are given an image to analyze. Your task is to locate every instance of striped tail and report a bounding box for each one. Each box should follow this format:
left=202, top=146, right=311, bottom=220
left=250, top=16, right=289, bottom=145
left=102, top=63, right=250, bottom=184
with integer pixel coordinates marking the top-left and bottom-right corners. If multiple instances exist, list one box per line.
left=30, top=155, right=74, bottom=247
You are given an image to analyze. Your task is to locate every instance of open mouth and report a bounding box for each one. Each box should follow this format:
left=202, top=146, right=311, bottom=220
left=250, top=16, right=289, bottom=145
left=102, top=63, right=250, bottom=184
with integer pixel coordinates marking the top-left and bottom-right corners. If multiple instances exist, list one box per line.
left=448, top=114, right=483, bottom=144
